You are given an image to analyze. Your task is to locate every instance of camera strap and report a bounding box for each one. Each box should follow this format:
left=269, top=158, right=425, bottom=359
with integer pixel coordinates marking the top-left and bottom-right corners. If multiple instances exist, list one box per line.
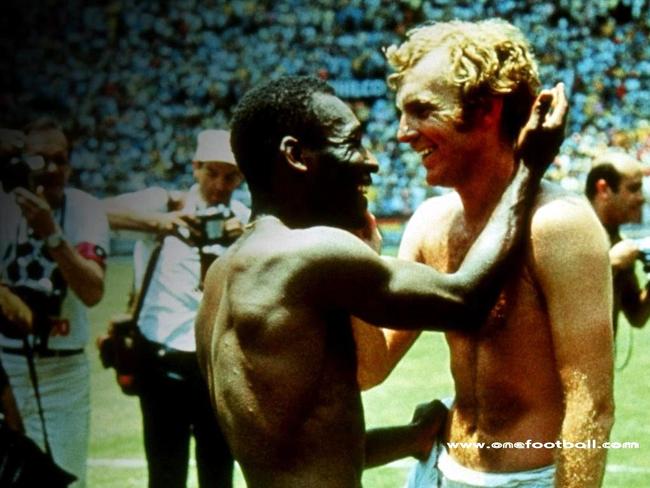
left=131, top=239, right=163, bottom=325
left=21, top=337, right=54, bottom=458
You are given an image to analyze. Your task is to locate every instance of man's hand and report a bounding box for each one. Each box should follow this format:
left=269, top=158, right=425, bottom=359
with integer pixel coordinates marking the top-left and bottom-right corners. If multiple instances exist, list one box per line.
left=410, top=399, right=448, bottom=461
left=610, top=239, right=640, bottom=272
left=224, top=217, right=245, bottom=241
left=153, top=210, right=196, bottom=236
left=14, top=187, right=58, bottom=239
left=516, top=82, right=569, bottom=176
left=0, top=286, right=33, bottom=336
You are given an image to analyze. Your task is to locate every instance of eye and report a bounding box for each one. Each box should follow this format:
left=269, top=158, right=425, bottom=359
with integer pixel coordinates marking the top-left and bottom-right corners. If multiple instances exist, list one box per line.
left=406, top=101, right=434, bottom=120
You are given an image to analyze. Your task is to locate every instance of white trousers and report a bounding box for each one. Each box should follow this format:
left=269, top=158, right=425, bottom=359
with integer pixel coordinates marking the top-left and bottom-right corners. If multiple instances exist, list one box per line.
left=1, top=351, right=90, bottom=488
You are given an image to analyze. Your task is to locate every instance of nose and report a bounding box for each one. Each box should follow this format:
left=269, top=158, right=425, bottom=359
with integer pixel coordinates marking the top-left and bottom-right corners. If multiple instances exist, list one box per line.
left=397, top=114, right=417, bottom=143
left=362, top=149, right=379, bottom=174
left=213, top=175, right=227, bottom=191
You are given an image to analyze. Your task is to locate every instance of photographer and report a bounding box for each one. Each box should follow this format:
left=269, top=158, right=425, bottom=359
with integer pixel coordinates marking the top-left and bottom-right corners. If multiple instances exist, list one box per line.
left=586, top=150, right=650, bottom=334
left=104, top=129, right=249, bottom=488
left=0, top=120, right=109, bottom=487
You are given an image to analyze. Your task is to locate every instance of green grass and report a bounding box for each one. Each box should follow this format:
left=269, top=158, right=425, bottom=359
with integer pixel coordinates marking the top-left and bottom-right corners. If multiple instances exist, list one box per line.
left=86, top=257, right=650, bottom=487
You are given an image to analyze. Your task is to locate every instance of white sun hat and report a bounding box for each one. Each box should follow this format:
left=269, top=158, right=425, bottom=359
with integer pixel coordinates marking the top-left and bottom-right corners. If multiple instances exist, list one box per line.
left=193, top=129, right=237, bottom=165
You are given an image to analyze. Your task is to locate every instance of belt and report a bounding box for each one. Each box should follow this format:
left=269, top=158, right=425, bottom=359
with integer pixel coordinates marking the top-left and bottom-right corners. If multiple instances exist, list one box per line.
left=1, top=346, right=85, bottom=358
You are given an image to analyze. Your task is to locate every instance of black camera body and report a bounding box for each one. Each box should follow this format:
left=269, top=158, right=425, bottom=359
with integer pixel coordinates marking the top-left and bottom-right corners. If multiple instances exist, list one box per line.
left=195, top=204, right=239, bottom=247
left=97, top=314, right=142, bottom=395
left=97, top=315, right=140, bottom=370
left=0, top=155, right=46, bottom=193
left=6, top=286, right=64, bottom=345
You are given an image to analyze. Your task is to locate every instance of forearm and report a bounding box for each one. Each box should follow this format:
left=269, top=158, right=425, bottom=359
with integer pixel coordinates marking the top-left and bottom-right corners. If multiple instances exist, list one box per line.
left=353, top=317, right=390, bottom=390
left=555, top=398, right=614, bottom=487
left=49, top=242, right=104, bottom=306
left=453, top=162, right=539, bottom=299
left=107, top=209, right=166, bottom=233
left=364, top=423, right=422, bottom=469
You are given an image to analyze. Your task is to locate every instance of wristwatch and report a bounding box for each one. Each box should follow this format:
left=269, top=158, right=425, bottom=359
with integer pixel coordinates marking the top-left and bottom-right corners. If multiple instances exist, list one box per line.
left=44, top=228, right=65, bottom=249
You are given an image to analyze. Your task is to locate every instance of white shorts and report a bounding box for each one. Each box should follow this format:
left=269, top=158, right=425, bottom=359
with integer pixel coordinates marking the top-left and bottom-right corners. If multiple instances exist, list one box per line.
left=405, top=398, right=555, bottom=487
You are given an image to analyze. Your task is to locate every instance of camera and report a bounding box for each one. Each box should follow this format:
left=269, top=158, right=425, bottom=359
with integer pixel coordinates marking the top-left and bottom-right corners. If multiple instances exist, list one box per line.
left=97, top=314, right=142, bottom=395
left=6, top=285, right=65, bottom=346
left=0, top=155, right=46, bottom=193
left=97, top=315, right=140, bottom=370
left=195, top=204, right=243, bottom=248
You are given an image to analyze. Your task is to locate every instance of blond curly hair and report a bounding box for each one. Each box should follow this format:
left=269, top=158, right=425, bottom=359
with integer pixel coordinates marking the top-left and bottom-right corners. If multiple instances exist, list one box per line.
left=385, top=19, right=540, bottom=142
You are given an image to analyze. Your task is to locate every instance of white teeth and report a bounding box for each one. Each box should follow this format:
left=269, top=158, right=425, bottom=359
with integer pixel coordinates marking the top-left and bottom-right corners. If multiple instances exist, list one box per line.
left=418, top=148, right=434, bottom=158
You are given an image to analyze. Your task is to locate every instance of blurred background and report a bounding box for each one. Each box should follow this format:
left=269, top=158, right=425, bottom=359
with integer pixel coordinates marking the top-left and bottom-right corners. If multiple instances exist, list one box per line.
left=2, top=2, right=650, bottom=486
left=1, top=0, right=649, bottom=231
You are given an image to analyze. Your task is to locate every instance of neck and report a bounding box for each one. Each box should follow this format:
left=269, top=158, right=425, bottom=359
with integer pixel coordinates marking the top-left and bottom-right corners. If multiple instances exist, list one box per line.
left=455, top=144, right=516, bottom=224
left=251, top=199, right=309, bottom=229
left=591, top=202, right=619, bottom=239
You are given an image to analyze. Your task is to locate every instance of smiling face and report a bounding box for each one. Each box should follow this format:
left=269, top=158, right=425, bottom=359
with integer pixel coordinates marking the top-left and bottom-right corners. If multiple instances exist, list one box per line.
left=302, top=92, right=379, bottom=228
left=395, top=48, right=485, bottom=188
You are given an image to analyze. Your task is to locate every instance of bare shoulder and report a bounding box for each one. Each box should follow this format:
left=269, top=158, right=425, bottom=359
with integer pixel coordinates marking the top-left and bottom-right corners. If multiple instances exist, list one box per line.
left=409, top=192, right=460, bottom=226
left=530, top=181, right=609, bottom=259
left=241, top=223, right=372, bottom=259
left=532, top=181, right=604, bottom=237
left=400, top=193, right=460, bottom=261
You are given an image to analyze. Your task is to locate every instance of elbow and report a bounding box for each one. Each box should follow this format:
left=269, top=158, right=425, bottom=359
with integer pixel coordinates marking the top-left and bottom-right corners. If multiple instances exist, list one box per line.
left=357, top=366, right=388, bottom=391
left=596, top=396, right=615, bottom=435
left=81, top=281, right=104, bottom=307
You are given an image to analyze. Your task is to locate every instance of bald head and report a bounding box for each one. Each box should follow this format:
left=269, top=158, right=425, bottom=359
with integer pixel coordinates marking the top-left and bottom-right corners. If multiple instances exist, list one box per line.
left=586, top=151, right=645, bottom=227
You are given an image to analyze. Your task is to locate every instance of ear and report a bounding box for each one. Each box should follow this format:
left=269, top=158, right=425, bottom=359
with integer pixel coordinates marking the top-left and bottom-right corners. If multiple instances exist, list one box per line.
left=279, top=136, right=308, bottom=172
left=192, top=160, right=202, bottom=178
left=595, top=178, right=611, bottom=197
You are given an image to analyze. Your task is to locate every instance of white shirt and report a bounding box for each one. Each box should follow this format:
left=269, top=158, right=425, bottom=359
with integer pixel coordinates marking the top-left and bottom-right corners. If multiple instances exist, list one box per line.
left=0, top=188, right=110, bottom=349
left=136, top=184, right=250, bottom=351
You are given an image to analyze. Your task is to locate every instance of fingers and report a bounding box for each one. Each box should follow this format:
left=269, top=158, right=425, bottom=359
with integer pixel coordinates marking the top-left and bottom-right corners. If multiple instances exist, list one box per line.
left=542, top=82, right=568, bottom=129
left=14, top=187, right=50, bottom=214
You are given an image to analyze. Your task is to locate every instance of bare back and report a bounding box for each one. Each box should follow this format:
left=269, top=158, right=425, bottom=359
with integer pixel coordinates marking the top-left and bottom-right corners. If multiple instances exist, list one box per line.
left=395, top=181, right=612, bottom=472
left=196, top=217, right=365, bottom=487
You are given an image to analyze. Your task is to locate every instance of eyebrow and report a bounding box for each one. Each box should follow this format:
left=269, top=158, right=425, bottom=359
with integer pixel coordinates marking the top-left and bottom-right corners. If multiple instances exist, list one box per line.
left=397, top=92, right=439, bottom=111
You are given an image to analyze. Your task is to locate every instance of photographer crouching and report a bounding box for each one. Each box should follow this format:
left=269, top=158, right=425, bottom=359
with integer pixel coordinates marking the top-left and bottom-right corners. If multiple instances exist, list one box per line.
left=586, top=150, right=650, bottom=335
left=0, top=120, right=109, bottom=487
left=102, top=129, right=249, bottom=488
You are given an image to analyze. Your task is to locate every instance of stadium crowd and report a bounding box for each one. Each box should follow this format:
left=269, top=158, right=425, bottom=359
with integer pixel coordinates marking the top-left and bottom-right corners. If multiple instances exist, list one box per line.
left=1, top=0, right=649, bottom=216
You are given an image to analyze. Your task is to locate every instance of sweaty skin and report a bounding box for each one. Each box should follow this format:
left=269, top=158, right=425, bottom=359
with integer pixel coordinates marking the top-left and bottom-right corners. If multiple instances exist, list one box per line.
left=195, top=162, right=539, bottom=488
left=391, top=183, right=613, bottom=478
left=195, top=84, right=563, bottom=487
left=195, top=215, right=523, bottom=487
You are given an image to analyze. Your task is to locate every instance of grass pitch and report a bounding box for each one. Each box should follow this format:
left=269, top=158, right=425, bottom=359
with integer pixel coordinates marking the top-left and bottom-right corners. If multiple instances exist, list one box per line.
left=86, top=257, right=650, bottom=487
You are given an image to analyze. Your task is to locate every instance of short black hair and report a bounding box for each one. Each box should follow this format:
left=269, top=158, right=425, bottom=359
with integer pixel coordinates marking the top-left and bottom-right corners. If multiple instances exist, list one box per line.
left=230, top=76, right=334, bottom=198
left=585, top=163, right=621, bottom=201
